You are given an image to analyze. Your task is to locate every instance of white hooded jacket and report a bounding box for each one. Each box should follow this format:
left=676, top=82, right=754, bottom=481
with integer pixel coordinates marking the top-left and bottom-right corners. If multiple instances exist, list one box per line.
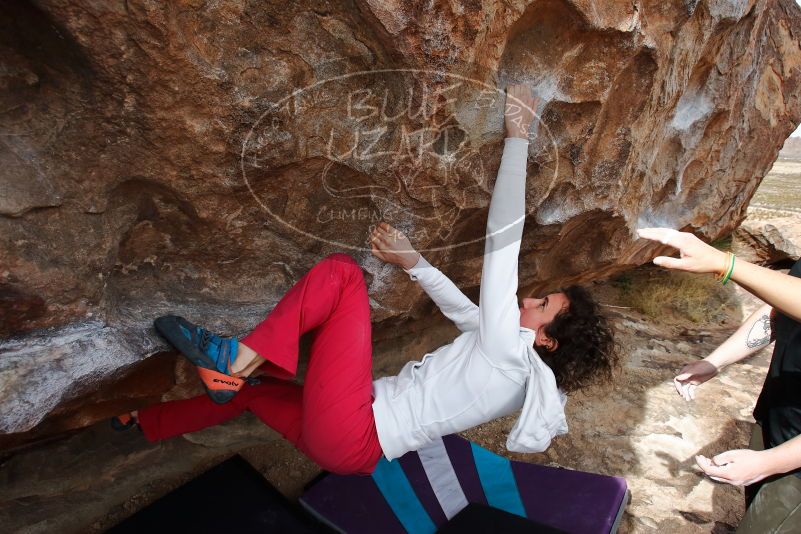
left=371, top=137, right=568, bottom=462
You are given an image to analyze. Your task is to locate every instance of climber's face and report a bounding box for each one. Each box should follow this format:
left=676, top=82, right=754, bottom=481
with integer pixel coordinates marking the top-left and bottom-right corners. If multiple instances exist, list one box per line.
left=519, top=292, right=568, bottom=352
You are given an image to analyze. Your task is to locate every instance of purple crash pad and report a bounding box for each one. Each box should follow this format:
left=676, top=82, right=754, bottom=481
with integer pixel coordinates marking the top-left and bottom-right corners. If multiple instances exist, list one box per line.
left=300, top=434, right=628, bottom=534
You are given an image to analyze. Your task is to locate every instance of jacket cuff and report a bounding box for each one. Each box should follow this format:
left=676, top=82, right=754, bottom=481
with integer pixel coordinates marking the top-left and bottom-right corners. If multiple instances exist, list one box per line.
left=401, top=254, right=431, bottom=281
left=499, top=137, right=529, bottom=175
left=504, top=136, right=530, bottom=147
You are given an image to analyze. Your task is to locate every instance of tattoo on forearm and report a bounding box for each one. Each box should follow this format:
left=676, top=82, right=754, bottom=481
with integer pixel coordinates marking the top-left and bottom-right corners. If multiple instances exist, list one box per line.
left=746, top=314, right=772, bottom=349
left=770, top=309, right=777, bottom=343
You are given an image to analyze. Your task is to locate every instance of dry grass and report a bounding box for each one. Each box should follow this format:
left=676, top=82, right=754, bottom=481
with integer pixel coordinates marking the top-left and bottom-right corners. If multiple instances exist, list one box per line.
left=746, top=206, right=796, bottom=220
left=611, top=268, right=738, bottom=324
left=750, top=159, right=801, bottom=214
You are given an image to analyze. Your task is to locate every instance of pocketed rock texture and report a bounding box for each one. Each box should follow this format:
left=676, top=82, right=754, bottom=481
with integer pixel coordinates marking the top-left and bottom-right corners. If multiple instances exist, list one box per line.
left=1, top=0, right=801, bottom=443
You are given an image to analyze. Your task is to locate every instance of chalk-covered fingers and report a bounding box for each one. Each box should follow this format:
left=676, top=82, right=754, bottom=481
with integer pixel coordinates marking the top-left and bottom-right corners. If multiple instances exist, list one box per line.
left=637, top=227, right=725, bottom=274
left=370, top=222, right=391, bottom=262
left=673, top=376, right=697, bottom=402
left=371, top=222, right=406, bottom=247
left=370, top=240, right=387, bottom=262
left=504, top=84, right=539, bottom=139
left=636, top=227, right=681, bottom=247
left=673, top=360, right=718, bottom=402
left=370, top=224, right=390, bottom=261
left=369, top=221, right=420, bottom=270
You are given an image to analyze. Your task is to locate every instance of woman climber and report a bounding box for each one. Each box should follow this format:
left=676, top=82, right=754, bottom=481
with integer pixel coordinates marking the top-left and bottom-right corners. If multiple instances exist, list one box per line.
left=112, top=84, right=616, bottom=475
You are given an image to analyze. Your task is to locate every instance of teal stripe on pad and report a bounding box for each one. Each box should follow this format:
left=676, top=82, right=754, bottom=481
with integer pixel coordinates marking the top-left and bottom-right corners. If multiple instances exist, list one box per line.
left=371, top=457, right=437, bottom=534
left=470, top=442, right=527, bottom=518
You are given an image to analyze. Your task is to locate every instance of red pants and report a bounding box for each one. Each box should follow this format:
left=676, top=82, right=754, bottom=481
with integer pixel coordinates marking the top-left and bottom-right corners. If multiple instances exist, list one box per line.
left=138, top=253, right=383, bottom=475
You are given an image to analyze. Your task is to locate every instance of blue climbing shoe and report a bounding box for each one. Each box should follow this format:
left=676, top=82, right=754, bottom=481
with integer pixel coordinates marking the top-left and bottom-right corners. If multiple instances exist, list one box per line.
left=154, top=315, right=244, bottom=404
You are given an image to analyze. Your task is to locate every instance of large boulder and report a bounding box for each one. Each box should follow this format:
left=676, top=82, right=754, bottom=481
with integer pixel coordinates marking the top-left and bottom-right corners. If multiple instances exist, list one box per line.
left=733, top=216, right=801, bottom=265
left=1, top=0, right=801, bottom=444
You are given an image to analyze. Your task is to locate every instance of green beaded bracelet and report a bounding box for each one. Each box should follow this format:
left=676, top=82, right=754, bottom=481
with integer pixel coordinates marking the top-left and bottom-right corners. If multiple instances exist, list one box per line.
left=721, top=253, right=736, bottom=285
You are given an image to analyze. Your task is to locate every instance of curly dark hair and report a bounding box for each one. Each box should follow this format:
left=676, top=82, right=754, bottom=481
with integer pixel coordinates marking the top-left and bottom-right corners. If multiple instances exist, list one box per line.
left=535, top=285, right=617, bottom=393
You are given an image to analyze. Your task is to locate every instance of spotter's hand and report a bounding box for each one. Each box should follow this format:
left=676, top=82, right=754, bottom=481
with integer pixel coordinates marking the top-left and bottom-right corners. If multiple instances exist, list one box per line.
left=637, top=227, right=727, bottom=274
left=696, top=450, right=772, bottom=486
left=673, top=360, right=718, bottom=401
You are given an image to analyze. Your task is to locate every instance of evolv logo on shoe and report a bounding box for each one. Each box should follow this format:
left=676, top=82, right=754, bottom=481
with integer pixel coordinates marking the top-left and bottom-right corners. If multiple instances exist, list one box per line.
left=213, top=378, right=240, bottom=387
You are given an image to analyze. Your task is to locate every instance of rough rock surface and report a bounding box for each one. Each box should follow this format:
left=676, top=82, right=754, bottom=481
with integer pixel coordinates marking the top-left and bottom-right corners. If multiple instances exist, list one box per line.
left=2, top=0, right=801, bottom=442
left=733, top=216, right=801, bottom=265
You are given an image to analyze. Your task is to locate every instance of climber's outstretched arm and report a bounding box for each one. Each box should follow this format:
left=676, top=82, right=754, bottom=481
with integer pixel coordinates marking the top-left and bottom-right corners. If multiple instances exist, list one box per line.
left=477, top=85, right=539, bottom=364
